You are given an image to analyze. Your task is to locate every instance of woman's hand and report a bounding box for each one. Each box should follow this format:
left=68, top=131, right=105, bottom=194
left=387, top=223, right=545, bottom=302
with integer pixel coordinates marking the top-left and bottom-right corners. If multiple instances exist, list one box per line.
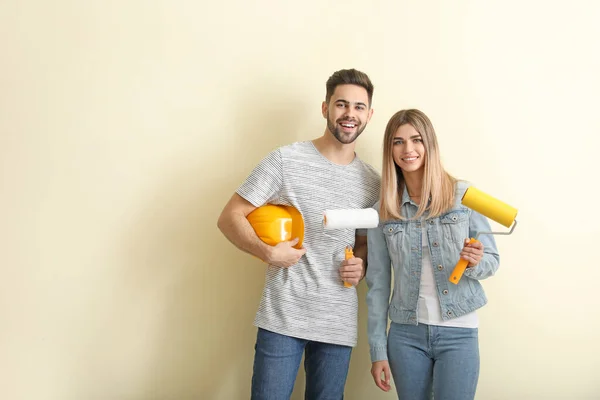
left=371, top=360, right=392, bottom=392
left=461, top=238, right=484, bottom=267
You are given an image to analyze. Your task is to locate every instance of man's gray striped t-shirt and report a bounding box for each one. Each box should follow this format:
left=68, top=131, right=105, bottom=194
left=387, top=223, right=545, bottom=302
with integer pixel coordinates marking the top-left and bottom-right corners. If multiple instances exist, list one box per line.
left=237, top=141, right=380, bottom=346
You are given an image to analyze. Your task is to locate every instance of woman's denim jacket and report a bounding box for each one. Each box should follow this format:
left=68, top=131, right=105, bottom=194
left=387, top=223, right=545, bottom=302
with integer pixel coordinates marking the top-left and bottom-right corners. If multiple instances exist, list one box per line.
left=365, top=181, right=500, bottom=362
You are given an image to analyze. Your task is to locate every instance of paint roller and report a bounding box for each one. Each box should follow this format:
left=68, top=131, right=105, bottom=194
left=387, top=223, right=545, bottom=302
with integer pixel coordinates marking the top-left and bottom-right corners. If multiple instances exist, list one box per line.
left=449, top=186, right=518, bottom=284
left=323, top=208, right=379, bottom=287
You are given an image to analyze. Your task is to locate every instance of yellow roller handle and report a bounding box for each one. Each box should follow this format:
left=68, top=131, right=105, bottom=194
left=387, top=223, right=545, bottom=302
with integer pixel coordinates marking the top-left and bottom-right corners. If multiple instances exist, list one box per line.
left=344, top=246, right=353, bottom=288
left=449, top=238, right=478, bottom=284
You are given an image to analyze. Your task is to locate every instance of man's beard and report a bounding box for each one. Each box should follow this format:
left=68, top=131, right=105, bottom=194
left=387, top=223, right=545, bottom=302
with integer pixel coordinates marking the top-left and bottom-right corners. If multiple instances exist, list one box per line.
left=327, top=113, right=367, bottom=144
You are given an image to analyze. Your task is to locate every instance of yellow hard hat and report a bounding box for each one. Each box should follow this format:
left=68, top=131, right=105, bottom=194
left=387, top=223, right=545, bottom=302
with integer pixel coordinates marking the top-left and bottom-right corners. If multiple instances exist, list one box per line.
left=246, top=204, right=304, bottom=249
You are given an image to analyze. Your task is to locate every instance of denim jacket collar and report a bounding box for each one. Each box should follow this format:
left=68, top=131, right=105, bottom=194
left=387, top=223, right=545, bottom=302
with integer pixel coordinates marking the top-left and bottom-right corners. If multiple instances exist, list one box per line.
left=400, top=187, right=412, bottom=206
left=400, top=187, right=430, bottom=213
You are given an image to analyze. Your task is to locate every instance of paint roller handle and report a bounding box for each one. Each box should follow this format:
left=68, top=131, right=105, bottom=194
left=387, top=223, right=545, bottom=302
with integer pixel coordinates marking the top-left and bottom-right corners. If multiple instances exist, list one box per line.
left=343, top=246, right=353, bottom=288
left=449, top=238, right=478, bottom=284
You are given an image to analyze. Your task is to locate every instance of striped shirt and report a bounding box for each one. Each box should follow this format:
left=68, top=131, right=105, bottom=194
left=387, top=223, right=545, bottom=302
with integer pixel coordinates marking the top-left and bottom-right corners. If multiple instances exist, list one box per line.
left=237, top=141, right=380, bottom=346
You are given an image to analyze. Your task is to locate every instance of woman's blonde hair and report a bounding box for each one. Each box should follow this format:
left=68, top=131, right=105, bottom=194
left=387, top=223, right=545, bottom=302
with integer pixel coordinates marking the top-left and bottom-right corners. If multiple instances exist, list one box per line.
left=379, top=109, right=456, bottom=220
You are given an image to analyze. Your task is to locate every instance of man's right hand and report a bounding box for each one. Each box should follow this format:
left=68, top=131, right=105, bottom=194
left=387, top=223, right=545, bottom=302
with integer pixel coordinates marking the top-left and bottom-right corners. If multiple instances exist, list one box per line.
left=266, top=237, right=306, bottom=267
left=371, top=360, right=392, bottom=392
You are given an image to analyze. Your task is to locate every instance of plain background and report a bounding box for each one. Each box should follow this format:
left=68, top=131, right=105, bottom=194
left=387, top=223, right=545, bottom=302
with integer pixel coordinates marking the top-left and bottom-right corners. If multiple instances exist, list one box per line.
left=2, top=0, right=599, bottom=399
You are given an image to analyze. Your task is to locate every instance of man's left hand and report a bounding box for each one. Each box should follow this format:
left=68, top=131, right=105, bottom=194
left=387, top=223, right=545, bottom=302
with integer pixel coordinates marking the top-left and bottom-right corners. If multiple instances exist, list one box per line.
left=339, top=257, right=364, bottom=287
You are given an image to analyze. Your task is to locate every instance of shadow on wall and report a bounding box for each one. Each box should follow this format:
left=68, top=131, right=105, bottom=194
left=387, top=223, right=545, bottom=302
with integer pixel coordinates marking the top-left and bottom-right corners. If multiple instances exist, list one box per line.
left=114, top=79, right=313, bottom=399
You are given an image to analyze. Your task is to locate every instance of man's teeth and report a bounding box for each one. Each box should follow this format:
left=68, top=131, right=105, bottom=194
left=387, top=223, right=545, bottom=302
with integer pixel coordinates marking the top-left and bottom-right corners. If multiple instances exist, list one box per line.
left=341, top=123, right=356, bottom=128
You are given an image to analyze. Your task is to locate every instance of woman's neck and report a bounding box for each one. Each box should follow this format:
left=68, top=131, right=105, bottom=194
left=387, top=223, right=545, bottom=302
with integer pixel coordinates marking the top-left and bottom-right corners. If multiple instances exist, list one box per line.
left=403, top=171, right=423, bottom=203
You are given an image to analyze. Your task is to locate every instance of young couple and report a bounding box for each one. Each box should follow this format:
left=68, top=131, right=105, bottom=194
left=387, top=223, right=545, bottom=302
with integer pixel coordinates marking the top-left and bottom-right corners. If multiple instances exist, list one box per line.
left=217, top=68, right=499, bottom=400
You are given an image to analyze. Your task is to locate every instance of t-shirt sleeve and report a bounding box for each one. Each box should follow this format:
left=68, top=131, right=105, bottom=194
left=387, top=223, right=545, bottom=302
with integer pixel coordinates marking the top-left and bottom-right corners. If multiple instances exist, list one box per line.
left=236, top=148, right=283, bottom=207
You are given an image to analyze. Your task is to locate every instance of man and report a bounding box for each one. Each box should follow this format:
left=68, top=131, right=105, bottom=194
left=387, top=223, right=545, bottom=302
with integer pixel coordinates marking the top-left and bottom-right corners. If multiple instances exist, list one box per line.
left=217, top=68, right=380, bottom=399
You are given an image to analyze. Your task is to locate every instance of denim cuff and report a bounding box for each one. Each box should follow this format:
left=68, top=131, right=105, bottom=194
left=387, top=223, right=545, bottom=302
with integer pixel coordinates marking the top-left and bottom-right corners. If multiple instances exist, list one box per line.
left=464, top=264, right=484, bottom=279
left=370, top=346, right=388, bottom=363
left=464, top=265, right=476, bottom=277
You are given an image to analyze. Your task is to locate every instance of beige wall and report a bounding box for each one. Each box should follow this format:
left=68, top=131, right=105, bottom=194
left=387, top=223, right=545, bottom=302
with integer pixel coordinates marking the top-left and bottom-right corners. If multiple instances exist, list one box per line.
left=2, top=0, right=599, bottom=399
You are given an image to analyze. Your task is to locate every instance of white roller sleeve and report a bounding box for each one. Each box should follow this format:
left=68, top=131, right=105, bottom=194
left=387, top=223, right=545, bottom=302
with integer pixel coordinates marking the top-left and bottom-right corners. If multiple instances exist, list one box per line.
left=322, top=208, right=379, bottom=230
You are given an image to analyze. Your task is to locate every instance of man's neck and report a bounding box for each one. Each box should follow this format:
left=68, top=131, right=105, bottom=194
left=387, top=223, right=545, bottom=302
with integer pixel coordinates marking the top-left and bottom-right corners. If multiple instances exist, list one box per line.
left=311, top=131, right=356, bottom=166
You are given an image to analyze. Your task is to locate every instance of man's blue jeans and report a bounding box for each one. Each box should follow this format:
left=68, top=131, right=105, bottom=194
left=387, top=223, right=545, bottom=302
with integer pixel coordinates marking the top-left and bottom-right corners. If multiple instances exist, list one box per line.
left=387, top=322, right=480, bottom=400
left=251, top=328, right=352, bottom=400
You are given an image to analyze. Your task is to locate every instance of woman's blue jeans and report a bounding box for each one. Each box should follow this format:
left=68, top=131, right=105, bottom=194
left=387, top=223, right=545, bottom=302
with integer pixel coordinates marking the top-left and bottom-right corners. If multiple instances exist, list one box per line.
left=388, top=322, right=480, bottom=400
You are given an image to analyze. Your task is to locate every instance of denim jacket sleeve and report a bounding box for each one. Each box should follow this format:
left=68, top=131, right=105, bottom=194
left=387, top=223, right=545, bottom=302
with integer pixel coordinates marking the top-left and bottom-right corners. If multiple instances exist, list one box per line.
left=366, top=222, right=392, bottom=362
left=463, top=209, right=500, bottom=280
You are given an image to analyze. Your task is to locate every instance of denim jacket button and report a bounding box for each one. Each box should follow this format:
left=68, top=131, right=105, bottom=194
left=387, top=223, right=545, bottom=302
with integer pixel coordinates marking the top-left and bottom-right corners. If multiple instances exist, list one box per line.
left=433, top=242, right=439, bottom=247
left=447, top=310, right=453, bottom=316
left=388, top=227, right=393, bottom=232
left=437, top=265, right=443, bottom=271
left=443, top=290, right=449, bottom=295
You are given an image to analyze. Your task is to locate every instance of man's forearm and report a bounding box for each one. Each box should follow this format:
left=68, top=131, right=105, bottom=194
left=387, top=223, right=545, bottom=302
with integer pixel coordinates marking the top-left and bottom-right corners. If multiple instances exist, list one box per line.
left=217, top=212, right=272, bottom=262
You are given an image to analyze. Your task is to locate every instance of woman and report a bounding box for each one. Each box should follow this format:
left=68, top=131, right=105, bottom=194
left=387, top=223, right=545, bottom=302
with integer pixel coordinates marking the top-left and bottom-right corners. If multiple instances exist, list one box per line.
left=366, top=109, right=500, bottom=399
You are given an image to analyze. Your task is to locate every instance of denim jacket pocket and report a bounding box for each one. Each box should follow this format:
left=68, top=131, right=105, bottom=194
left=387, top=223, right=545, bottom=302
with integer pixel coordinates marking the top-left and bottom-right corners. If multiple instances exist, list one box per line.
left=440, top=210, right=469, bottom=243
left=383, top=223, right=404, bottom=255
